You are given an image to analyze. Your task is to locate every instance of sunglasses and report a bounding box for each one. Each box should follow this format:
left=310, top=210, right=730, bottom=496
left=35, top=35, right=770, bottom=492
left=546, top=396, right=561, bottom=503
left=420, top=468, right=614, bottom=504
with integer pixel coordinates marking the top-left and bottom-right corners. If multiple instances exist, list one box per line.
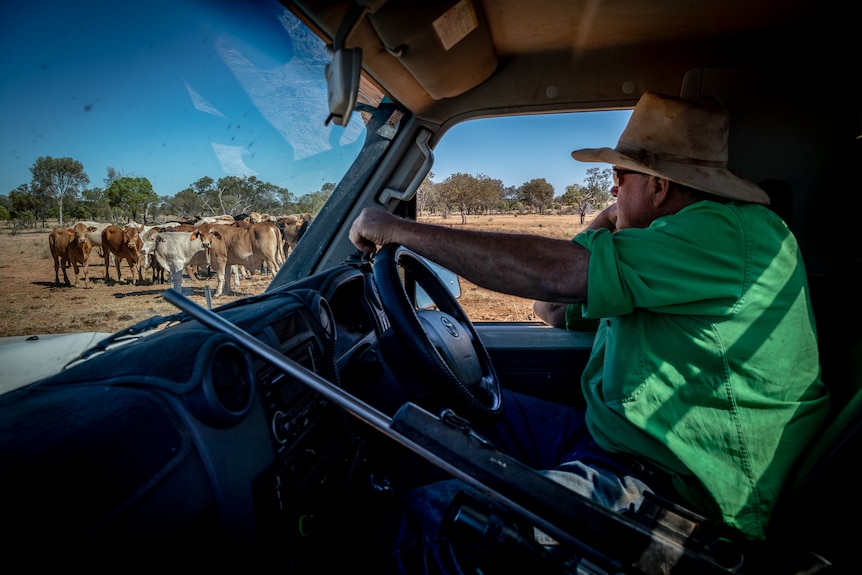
left=612, top=168, right=644, bottom=187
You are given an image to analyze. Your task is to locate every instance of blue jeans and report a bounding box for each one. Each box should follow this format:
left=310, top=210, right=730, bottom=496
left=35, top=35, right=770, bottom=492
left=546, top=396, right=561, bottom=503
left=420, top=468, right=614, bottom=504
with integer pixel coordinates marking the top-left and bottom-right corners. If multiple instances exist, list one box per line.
left=385, top=390, right=657, bottom=574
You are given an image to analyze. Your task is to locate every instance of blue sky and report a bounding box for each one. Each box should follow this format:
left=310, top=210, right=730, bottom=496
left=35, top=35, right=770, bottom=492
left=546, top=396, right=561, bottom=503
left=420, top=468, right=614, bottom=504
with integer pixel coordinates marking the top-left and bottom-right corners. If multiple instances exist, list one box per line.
left=1, top=0, right=632, bottom=201
left=432, top=111, right=632, bottom=197
left=0, top=0, right=363, bottom=199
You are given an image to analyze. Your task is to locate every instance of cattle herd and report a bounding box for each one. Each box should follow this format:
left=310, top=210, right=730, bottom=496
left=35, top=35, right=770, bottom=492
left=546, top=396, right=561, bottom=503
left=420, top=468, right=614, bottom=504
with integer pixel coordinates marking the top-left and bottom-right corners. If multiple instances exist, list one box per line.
left=47, top=212, right=313, bottom=297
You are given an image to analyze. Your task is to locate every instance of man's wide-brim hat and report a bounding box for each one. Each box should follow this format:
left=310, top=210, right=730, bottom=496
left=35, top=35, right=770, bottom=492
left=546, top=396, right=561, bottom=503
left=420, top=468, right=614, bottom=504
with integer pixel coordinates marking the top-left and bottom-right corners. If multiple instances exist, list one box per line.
left=572, top=92, right=769, bottom=204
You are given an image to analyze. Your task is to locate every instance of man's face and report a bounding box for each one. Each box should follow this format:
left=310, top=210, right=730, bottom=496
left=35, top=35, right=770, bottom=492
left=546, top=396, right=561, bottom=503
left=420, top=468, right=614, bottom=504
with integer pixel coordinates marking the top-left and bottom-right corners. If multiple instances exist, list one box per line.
left=612, top=167, right=655, bottom=229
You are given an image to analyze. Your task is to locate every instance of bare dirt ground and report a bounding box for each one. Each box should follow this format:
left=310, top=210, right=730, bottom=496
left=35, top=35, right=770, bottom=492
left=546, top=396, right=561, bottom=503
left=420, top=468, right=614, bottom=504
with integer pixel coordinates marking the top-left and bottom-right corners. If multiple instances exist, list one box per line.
left=0, top=213, right=590, bottom=338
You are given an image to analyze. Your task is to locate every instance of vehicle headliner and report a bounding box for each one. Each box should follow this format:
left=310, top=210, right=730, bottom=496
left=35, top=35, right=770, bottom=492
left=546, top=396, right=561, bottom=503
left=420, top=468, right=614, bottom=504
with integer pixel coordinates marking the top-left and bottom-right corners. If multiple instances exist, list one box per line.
left=287, top=0, right=818, bottom=127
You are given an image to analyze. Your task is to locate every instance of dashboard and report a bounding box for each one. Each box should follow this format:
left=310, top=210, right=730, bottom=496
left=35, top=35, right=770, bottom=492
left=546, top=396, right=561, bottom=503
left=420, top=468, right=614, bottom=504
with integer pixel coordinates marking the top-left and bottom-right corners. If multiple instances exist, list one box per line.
left=0, top=261, right=401, bottom=560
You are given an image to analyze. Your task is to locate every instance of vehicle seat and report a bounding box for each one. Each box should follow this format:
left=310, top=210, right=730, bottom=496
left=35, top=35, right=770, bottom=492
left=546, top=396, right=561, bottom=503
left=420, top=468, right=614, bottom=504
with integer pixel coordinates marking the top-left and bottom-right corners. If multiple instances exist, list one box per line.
left=759, top=337, right=862, bottom=573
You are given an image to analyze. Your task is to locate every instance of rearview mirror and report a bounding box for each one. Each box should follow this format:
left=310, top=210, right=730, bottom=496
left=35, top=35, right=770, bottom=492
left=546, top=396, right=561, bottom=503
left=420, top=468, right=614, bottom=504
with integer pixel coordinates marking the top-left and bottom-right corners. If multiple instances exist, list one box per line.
left=324, top=47, right=362, bottom=127
left=323, top=1, right=368, bottom=127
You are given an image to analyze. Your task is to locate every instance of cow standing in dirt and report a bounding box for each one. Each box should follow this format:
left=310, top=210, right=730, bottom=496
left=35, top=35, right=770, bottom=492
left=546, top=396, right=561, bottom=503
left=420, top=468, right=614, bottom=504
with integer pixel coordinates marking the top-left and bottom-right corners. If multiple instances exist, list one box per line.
left=102, top=224, right=144, bottom=284
left=277, top=213, right=314, bottom=257
left=75, top=220, right=111, bottom=257
left=192, top=221, right=283, bottom=297
left=48, top=223, right=97, bottom=287
left=140, top=227, right=207, bottom=293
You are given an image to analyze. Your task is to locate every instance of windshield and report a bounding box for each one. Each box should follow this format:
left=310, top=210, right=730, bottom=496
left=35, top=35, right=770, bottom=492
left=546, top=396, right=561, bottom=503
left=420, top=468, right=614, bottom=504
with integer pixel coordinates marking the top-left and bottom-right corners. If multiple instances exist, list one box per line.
left=0, top=0, right=391, bottom=338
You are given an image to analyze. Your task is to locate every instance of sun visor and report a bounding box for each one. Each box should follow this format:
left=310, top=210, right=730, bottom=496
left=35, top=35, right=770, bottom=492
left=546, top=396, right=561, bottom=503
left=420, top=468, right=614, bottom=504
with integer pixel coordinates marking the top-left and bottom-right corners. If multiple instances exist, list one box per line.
left=367, top=0, right=497, bottom=100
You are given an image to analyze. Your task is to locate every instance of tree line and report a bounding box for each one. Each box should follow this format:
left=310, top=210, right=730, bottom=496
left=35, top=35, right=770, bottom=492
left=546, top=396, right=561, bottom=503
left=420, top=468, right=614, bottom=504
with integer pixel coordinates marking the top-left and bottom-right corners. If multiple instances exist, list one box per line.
left=418, top=166, right=614, bottom=224
left=0, top=156, right=613, bottom=229
left=0, top=156, right=334, bottom=229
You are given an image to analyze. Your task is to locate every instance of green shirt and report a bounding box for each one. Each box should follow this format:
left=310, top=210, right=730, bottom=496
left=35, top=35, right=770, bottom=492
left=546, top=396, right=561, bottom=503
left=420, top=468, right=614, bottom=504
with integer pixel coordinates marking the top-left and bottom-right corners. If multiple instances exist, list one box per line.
left=572, top=200, right=828, bottom=540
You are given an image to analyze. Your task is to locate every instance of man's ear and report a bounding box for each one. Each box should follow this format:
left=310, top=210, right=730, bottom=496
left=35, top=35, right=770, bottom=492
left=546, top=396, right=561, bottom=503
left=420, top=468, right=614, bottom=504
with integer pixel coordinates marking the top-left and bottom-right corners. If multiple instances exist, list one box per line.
left=652, top=177, right=672, bottom=206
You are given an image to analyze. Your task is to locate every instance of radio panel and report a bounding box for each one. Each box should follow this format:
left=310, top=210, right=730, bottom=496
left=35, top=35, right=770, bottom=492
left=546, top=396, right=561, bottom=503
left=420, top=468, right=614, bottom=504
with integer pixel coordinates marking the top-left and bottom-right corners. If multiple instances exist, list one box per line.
left=258, top=342, right=329, bottom=456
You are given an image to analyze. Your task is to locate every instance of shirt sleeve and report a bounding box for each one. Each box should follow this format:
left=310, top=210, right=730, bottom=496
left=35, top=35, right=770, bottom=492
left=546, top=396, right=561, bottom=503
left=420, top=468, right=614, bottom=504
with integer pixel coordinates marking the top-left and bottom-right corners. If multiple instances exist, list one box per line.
left=572, top=202, right=748, bottom=319
left=564, top=304, right=600, bottom=331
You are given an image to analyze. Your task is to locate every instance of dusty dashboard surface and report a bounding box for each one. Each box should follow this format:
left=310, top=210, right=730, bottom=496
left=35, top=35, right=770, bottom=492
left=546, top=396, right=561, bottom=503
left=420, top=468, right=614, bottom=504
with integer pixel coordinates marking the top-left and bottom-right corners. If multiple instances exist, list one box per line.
left=0, top=262, right=391, bottom=554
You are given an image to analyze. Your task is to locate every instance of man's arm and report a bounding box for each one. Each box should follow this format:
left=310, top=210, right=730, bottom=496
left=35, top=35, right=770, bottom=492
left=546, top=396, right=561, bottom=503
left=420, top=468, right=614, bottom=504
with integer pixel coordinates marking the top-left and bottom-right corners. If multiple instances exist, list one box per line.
left=349, top=207, right=590, bottom=303
left=529, top=203, right=618, bottom=323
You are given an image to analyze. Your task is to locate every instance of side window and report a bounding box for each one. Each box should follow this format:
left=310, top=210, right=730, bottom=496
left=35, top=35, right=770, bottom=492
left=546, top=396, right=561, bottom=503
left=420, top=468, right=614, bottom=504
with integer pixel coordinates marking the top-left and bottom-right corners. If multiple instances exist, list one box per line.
left=421, top=110, right=631, bottom=323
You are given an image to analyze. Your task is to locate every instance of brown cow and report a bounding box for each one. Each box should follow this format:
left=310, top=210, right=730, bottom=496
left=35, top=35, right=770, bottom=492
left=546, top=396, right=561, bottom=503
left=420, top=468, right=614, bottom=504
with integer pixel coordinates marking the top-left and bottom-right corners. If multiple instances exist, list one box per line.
left=102, top=224, right=143, bottom=284
left=277, top=212, right=313, bottom=257
left=192, top=221, right=283, bottom=297
left=48, top=223, right=96, bottom=287
left=75, top=220, right=111, bottom=258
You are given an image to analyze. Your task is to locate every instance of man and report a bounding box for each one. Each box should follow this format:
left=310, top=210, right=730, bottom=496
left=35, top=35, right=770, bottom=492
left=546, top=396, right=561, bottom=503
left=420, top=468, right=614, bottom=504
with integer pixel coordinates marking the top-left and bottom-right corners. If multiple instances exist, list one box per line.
left=349, top=92, right=828, bottom=571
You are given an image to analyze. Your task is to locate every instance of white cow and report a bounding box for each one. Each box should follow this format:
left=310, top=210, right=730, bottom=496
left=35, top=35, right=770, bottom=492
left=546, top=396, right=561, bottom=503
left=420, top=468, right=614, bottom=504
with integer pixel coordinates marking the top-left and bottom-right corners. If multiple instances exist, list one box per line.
left=140, top=229, right=207, bottom=292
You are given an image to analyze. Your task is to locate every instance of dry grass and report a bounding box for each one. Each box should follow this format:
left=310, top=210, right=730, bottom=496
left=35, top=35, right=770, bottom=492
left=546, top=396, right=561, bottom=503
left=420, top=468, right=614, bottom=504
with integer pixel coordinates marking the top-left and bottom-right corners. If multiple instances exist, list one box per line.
left=418, top=213, right=587, bottom=239
left=0, top=226, right=267, bottom=337
left=0, top=213, right=591, bottom=337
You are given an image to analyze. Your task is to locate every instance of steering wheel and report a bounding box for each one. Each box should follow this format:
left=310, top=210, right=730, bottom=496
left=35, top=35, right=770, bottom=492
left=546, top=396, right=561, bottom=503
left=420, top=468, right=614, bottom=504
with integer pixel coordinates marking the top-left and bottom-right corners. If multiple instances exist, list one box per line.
left=373, top=243, right=502, bottom=421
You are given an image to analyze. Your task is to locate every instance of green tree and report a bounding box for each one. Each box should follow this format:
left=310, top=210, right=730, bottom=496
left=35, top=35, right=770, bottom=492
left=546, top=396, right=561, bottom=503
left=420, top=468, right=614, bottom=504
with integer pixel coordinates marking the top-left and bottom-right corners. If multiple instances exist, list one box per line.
left=560, top=183, right=589, bottom=222
left=187, top=175, right=275, bottom=216
left=158, top=176, right=312, bottom=219
left=167, top=187, right=206, bottom=218
left=562, top=167, right=613, bottom=223
left=277, top=187, right=298, bottom=214
left=295, top=183, right=334, bottom=215
left=212, top=176, right=246, bottom=215
left=29, top=156, right=89, bottom=227
left=8, top=183, right=49, bottom=225
left=67, top=201, right=91, bottom=221
left=252, top=180, right=285, bottom=215
left=473, top=174, right=504, bottom=215
left=14, top=210, right=36, bottom=231
left=188, top=176, right=219, bottom=215
left=79, top=187, right=110, bottom=220
left=437, top=173, right=503, bottom=223
left=501, top=185, right=520, bottom=212
left=439, top=173, right=475, bottom=223
left=416, top=172, right=439, bottom=216
left=517, top=178, right=555, bottom=214
left=105, top=176, right=158, bottom=223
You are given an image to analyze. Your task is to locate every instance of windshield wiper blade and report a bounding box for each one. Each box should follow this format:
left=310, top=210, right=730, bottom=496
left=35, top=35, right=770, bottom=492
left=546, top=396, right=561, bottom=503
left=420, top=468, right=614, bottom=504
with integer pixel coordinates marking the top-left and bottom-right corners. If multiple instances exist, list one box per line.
left=67, top=311, right=188, bottom=366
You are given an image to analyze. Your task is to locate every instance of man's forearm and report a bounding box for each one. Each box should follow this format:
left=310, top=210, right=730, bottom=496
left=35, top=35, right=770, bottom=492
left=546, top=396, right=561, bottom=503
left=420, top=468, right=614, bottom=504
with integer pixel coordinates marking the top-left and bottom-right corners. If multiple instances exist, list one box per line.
left=383, top=218, right=589, bottom=303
